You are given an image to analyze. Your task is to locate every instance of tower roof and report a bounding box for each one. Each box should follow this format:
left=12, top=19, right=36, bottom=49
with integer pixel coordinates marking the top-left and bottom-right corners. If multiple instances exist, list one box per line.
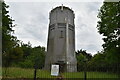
left=50, top=6, right=74, bottom=13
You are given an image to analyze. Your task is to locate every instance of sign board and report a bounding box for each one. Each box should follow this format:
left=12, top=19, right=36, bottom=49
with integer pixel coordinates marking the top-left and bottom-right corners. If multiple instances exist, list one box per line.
left=51, top=64, right=59, bottom=76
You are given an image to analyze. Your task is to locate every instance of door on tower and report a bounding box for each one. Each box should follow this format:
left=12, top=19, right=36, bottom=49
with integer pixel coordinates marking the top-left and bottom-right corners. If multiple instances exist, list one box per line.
left=55, top=61, right=66, bottom=73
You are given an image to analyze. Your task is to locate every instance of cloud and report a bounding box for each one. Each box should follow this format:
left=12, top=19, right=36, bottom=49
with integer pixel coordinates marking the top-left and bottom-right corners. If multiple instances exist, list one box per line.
left=6, top=2, right=104, bottom=55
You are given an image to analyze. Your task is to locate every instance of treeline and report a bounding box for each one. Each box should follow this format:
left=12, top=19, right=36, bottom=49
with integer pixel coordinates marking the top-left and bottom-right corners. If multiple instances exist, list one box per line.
left=2, top=42, right=46, bottom=69
left=76, top=50, right=120, bottom=73
left=2, top=1, right=45, bottom=69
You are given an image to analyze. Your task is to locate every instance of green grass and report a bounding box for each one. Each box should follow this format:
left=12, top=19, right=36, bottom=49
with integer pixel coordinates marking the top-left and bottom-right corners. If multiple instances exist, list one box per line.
left=2, top=67, right=119, bottom=78
left=87, top=72, right=119, bottom=78
left=0, top=67, right=2, bottom=79
left=63, top=72, right=119, bottom=78
left=2, top=67, right=55, bottom=78
left=3, top=67, right=34, bottom=78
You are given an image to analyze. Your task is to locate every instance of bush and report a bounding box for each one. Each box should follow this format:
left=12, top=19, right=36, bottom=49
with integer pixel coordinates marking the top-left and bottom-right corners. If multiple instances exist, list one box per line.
left=19, top=60, right=34, bottom=68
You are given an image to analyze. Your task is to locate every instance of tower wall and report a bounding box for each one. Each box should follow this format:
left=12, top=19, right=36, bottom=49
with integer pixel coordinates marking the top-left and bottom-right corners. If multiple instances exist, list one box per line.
left=44, top=6, right=77, bottom=72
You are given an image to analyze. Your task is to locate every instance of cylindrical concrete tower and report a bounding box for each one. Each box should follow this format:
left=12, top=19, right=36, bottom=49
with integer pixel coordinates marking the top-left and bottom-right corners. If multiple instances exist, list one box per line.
left=44, top=6, right=77, bottom=72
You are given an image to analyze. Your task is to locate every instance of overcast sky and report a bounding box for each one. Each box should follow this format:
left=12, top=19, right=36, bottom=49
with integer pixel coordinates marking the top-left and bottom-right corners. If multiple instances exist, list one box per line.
left=5, top=0, right=104, bottom=55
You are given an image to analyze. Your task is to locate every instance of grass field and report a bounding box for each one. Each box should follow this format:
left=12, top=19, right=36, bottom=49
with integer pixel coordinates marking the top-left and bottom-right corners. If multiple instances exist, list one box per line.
left=2, top=67, right=119, bottom=79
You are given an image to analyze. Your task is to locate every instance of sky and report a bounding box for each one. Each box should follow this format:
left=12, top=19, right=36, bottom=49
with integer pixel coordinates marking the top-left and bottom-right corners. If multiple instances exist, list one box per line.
left=5, top=0, right=105, bottom=55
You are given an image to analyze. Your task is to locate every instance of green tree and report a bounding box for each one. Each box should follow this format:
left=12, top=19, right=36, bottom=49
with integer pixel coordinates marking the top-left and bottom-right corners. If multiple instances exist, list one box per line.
left=76, top=49, right=92, bottom=61
left=3, top=47, right=24, bottom=67
left=32, top=46, right=45, bottom=69
left=76, top=53, right=86, bottom=71
left=88, top=52, right=107, bottom=72
left=19, top=46, right=45, bottom=69
left=2, top=1, right=17, bottom=53
left=97, top=2, right=120, bottom=64
left=76, top=49, right=92, bottom=71
left=2, top=2, right=23, bottom=69
left=21, top=42, right=32, bottom=58
left=2, top=1, right=17, bottom=67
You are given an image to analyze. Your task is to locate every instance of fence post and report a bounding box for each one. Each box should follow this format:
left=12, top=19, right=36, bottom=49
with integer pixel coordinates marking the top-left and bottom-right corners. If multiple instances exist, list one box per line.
left=84, top=58, right=88, bottom=80
left=34, top=65, right=37, bottom=80
left=84, top=62, right=87, bottom=80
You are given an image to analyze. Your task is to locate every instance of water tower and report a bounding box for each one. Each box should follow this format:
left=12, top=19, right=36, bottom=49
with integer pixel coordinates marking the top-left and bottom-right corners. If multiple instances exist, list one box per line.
left=44, top=5, right=77, bottom=72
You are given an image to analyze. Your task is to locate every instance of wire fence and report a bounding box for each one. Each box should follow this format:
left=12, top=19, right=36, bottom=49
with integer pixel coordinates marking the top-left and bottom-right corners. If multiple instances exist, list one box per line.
left=2, top=64, right=120, bottom=80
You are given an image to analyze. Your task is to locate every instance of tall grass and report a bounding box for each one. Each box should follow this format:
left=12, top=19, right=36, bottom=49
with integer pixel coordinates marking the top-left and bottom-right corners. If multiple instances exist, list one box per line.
left=2, top=67, right=119, bottom=78
left=3, top=67, right=34, bottom=78
left=87, top=72, right=119, bottom=78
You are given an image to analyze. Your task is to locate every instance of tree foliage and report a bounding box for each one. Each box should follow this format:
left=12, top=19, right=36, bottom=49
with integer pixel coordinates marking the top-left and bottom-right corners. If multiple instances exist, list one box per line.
left=2, top=2, right=18, bottom=53
left=32, top=46, right=45, bottom=69
left=76, top=49, right=92, bottom=71
left=76, top=49, right=92, bottom=61
left=19, top=46, right=45, bottom=69
left=20, top=42, right=32, bottom=58
left=97, top=2, right=120, bottom=64
left=2, top=1, right=23, bottom=67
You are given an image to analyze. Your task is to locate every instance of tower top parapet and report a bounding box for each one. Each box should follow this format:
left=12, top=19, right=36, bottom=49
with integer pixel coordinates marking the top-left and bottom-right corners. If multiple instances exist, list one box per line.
left=50, top=5, right=74, bottom=13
